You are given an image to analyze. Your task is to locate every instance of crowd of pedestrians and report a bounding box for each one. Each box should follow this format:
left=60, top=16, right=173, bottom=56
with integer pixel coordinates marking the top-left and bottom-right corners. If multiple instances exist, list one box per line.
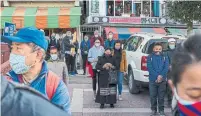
left=1, top=26, right=201, bottom=116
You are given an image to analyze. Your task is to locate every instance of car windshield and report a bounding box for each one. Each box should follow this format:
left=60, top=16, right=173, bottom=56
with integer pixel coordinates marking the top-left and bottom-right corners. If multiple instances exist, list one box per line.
left=143, top=39, right=168, bottom=54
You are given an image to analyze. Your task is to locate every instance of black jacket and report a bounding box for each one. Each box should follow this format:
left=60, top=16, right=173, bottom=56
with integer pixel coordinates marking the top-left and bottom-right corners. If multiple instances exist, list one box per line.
left=61, top=36, right=78, bottom=54
left=1, top=76, right=69, bottom=116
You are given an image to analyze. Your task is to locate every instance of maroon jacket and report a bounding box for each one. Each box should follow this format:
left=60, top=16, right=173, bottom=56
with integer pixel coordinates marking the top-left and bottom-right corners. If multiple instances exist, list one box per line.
left=90, top=36, right=104, bottom=48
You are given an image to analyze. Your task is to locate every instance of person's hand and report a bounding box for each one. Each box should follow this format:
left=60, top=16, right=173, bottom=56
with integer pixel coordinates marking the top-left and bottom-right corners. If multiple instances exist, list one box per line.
left=157, top=75, right=163, bottom=83
left=102, top=64, right=107, bottom=68
left=123, top=72, right=127, bottom=76
left=93, top=58, right=98, bottom=62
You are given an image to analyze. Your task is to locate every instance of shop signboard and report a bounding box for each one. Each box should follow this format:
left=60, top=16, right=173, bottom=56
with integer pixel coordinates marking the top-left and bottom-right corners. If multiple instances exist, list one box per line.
left=141, top=17, right=167, bottom=24
left=109, top=17, right=141, bottom=24
left=3, top=22, right=16, bottom=36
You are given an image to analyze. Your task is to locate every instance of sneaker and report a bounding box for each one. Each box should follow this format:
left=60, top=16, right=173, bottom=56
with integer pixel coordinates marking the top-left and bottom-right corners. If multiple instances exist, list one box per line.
left=159, top=111, right=166, bottom=116
left=118, top=95, right=123, bottom=101
left=100, top=104, right=104, bottom=109
left=150, top=110, right=157, bottom=116
left=110, top=104, right=114, bottom=108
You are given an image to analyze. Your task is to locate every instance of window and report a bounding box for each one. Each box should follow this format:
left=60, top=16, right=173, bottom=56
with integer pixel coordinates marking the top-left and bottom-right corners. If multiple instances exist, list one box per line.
left=115, top=0, right=123, bottom=16
left=91, top=0, right=99, bottom=14
left=126, top=36, right=143, bottom=51
left=124, top=0, right=132, bottom=15
left=135, top=3, right=141, bottom=16
left=142, top=1, right=150, bottom=17
left=106, top=1, right=114, bottom=16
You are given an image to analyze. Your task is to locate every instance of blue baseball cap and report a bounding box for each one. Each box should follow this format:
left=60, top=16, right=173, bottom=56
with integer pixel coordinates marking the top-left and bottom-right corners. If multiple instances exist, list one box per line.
left=3, top=27, right=48, bottom=51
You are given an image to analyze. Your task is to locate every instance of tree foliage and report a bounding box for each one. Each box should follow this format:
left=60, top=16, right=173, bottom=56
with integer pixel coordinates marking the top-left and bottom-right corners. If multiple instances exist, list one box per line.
left=166, top=1, right=201, bottom=33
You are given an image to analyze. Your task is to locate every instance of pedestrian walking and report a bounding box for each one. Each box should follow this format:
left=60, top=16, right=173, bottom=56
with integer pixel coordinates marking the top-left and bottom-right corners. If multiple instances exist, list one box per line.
left=1, top=76, right=69, bottom=116
left=4, top=27, right=71, bottom=115
left=104, top=31, right=115, bottom=49
left=166, top=38, right=177, bottom=106
left=147, top=43, right=169, bottom=116
left=88, top=39, right=105, bottom=99
left=80, top=35, right=91, bottom=75
left=95, top=48, right=117, bottom=109
left=47, top=46, right=68, bottom=85
left=168, top=34, right=201, bottom=116
left=112, top=40, right=127, bottom=101
left=90, top=30, right=104, bottom=48
left=62, top=30, right=78, bottom=76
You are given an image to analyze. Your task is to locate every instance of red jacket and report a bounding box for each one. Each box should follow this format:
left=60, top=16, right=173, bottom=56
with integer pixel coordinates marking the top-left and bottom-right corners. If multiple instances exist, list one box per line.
left=90, top=36, right=104, bottom=48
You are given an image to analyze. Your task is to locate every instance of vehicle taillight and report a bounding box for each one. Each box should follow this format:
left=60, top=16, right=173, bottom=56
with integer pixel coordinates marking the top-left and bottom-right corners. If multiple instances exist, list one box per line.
left=141, top=56, right=147, bottom=71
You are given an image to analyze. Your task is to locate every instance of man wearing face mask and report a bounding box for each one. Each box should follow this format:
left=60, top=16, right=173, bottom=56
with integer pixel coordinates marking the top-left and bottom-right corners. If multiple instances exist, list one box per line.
left=104, top=31, right=115, bottom=49
left=90, top=30, right=104, bottom=48
left=47, top=46, right=68, bottom=85
left=4, top=27, right=71, bottom=115
left=49, top=33, right=60, bottom=51
left=166, top=38, right=176, bottom=107
left=147, top=43, right=169, bottom=116
left=80, top=35, right=91, bottom=75
left=88, top=39, right=105, bottom=99
left=62, top=30, right=78, bottom=76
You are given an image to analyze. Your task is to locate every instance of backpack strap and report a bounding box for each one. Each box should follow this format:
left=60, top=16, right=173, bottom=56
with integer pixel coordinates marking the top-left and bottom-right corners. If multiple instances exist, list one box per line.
left=46, top=71, right=60, bottom=100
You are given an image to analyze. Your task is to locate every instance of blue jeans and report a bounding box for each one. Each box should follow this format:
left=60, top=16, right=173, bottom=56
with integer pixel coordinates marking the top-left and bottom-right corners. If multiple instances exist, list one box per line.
left=118, top=71, right=124, bottom=95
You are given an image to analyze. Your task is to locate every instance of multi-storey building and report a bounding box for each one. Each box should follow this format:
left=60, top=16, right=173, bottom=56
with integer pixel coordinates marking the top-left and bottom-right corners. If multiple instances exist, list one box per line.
left=80, top=0, right=200, bottom=40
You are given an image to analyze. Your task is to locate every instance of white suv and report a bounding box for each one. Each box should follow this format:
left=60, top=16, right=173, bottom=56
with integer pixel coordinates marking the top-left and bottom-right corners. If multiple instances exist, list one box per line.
left=123, top=33, right=186, bottom=94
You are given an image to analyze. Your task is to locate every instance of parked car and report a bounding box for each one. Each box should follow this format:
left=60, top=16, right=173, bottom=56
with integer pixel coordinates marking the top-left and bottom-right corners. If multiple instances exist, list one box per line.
left=123, top=33, right=186, bottom=94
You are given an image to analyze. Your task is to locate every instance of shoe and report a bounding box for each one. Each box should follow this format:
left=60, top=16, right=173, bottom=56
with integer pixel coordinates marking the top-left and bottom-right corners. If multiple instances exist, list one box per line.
left=110, top=104, right=114, bottom=108
left=100, top=104, right=104, bottom=109
left=159, top=111, right=166, bottom=116
left=71, top=72, right=76, bottom=76
left=118, top=95, right=123, bottom=101
left=150, top=110, right=157, bottom=116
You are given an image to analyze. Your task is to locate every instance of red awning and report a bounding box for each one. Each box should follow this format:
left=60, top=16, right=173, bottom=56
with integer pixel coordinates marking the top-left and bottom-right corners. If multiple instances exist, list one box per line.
left=104, top=27, right=166, bottom=40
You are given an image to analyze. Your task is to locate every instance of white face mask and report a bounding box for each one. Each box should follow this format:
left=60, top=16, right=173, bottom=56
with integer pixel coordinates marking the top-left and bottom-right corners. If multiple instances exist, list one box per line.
left=9, top=53, right=32, bottom=74
left=108, top=35, right=113, bottom=39
left=174, top=88, right=195, bottom=105
left=169, top=44, right=176, bottom=49
left=95, top=43, right=100, bottom=47
left=95, top=35, right=98, bottom=38
left=50, top=54, right=58, bottom=61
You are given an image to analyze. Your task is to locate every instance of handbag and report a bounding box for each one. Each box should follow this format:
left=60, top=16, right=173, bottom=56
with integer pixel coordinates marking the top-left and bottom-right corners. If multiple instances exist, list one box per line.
left=108, top=70, right=118, bottom=84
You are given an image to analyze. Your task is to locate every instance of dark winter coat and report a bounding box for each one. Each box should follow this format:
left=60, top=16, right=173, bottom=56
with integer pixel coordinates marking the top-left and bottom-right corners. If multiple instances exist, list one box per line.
left=62, top=36, right=78, bottom=54
left=147, top=53, right=169, bottom=82
left=1, top=76, right=69, bottom=116
left=80, top=40, right=91, bottom=55
left=95, top=55, right=117, bottom=104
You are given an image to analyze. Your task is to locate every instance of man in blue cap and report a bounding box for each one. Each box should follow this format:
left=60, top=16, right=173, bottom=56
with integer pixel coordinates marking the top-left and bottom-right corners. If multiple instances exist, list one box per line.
left=4, top=27, right=71, bottom=115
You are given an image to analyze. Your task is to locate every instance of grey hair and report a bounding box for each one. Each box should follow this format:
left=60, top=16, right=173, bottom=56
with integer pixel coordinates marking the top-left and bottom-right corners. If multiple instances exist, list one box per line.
left=27, top=43, right=46, bottom=61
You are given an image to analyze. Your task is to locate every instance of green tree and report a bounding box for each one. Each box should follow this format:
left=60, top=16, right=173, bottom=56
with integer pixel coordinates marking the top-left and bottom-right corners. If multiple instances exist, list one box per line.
left=167, top=1, right=201, bottom=35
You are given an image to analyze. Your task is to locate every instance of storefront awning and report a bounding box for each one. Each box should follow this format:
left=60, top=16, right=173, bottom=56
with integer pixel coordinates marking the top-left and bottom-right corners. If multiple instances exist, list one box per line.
left=0, top=7, right=81, bottom=29
left=166, top=28, right=201, bottom=36
left=105, top=27, right=166, bottom=40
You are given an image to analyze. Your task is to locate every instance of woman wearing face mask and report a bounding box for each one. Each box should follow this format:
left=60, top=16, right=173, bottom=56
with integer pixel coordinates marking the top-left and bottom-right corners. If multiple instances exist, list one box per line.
left=90, top=30, right=104, bottom=48
left=80, top=35, right=91, bottom=75
left=95, top=48, right=117, bottom=109
left=47, top=46, right=68, bottom=85
left=88, top=39, right=105, bottom=99
left=168, top=34, right=201, bottom=116
left=112, top=40, right=127, bottom=101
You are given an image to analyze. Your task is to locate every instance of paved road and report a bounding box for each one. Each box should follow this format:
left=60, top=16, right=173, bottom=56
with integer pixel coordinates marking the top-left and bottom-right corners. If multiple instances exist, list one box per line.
left=68, top=75, right=172, bottom=116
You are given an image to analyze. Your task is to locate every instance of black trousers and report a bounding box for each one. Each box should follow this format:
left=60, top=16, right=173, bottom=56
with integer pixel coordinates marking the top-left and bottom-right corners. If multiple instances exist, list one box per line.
left=92, top=69, right=99, bottom=92
left=149, top=81, right=166, bottom=112
left=65, top=54, right=76, bottom=73
left=167, top=70, right=172, bottom=103
left=82, top=55, right=88, bottom=74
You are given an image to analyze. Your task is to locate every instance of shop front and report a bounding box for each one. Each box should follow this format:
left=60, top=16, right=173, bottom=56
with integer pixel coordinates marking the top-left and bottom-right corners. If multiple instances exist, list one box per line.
left=0, top=7, right=81, bottom=39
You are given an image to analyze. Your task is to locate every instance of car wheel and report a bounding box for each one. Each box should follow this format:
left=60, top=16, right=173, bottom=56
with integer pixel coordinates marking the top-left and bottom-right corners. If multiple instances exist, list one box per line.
left=128, top=69, right=140, bottom=94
